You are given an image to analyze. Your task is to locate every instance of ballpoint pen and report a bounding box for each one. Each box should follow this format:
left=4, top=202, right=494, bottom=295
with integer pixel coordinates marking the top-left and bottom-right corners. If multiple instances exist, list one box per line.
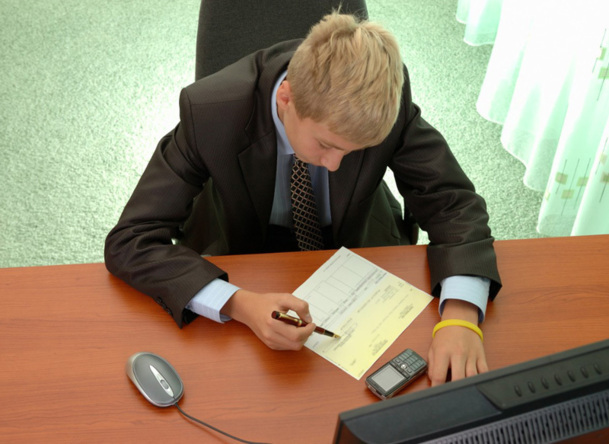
left=271, top=311, right=341, bottom=339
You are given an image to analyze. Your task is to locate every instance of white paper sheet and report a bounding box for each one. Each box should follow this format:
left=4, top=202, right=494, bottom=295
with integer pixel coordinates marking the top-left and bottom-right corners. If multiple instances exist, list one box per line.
left=293, top=247, right=433, bottom=380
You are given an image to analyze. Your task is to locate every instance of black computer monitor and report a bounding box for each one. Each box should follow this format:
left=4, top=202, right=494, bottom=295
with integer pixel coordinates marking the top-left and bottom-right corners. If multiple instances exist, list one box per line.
left=334, top=338, right=609, bottom=443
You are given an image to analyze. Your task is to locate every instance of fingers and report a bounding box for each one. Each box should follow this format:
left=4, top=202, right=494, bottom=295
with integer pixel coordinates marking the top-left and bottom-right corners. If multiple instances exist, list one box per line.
left=476, top=355, right=489, bottom=374
left=225, top=290, right=319, bottom=350
left=251, top=292, right=315, bottom=350
left=277, top=295, right=312, bottom=323
left=270, top=321, right=316, bottom=350
left=261, top=315, right=315, bottom=350
left=427, top=326, right=488, bottom=386
left=427, top=348, right=449, bottom=387
left=429, top=353, right=482, bottom=386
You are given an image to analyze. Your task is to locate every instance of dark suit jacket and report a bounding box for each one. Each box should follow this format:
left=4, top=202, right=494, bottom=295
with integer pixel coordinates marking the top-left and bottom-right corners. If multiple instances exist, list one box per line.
left=105, top=39, right=502, bottom=327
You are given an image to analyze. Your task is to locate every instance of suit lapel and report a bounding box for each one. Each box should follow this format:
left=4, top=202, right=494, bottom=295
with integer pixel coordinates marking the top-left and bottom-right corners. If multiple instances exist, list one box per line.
left=329, top=150, right=365, bottom=238
left=238, top=133, right=277, bottom=234
left=236, top=45, right=295, bottom=237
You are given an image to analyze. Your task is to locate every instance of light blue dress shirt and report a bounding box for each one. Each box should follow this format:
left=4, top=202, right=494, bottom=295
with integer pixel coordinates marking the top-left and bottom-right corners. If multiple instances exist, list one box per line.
left=187, top=72, right=490, bottom=324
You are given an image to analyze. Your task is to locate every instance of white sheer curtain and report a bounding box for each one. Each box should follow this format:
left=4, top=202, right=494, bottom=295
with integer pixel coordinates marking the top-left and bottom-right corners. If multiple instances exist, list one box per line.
left=458, top=0, right=609, bottom=236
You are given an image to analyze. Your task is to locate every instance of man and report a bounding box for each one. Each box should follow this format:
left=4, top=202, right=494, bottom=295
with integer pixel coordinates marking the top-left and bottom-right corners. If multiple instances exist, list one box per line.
left=105, top=13, right=501, bottom=386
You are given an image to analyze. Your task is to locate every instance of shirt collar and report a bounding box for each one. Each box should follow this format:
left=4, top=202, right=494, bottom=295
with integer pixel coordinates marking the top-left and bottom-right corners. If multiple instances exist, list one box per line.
left=271, top=71, right=294, bottom=156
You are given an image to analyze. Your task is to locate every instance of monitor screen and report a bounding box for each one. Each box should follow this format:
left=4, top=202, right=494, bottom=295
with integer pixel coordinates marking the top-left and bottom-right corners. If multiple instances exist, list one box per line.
left=334, top=338, right=609, bottom=443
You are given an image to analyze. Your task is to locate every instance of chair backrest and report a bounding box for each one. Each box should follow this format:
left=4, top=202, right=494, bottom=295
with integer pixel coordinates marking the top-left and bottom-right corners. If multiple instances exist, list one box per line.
left=195, top=0, right=368, bottom=80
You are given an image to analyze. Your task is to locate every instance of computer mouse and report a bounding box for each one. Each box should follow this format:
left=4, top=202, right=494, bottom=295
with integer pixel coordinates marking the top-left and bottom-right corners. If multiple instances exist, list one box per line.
left=126, top=352, right=184, bottom=407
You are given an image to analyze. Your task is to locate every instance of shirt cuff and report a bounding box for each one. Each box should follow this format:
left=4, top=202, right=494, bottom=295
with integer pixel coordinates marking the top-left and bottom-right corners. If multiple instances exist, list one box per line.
left=439, top=276, right=490, bottom=323
left=186, top=279, right=240, bottom=323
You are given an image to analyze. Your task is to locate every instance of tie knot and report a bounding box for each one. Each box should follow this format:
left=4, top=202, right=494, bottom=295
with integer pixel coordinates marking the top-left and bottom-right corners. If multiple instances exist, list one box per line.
left=293, top=156, right=306, bottom=168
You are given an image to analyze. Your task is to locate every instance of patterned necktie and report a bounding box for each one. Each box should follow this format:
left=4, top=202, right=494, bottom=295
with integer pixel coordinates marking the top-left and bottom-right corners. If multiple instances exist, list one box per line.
left=290, top=156, right=325, bottom=251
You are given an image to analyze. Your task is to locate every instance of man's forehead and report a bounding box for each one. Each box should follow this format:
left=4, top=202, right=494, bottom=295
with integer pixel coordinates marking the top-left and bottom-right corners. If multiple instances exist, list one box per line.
left=314, top=122, right=366, bottom=152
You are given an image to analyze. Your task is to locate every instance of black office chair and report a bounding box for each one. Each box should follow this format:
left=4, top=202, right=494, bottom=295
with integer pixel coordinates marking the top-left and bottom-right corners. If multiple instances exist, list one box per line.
left=194, top=0, right=368, bottom=80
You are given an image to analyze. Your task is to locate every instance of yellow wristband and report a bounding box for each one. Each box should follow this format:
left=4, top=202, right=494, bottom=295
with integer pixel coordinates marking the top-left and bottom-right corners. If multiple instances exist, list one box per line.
left=432, top=319, right=483, bottom=342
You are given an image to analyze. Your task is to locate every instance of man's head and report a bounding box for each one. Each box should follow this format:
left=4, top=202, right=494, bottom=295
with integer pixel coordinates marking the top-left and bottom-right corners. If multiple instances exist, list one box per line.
left=288, top=12, right=403, bottom=147
left=276, top=13, right=404, bottom=171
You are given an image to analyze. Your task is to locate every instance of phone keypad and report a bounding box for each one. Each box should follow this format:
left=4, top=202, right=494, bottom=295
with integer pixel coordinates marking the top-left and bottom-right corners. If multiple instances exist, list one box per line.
left=392, top=349, right=426, bottom=376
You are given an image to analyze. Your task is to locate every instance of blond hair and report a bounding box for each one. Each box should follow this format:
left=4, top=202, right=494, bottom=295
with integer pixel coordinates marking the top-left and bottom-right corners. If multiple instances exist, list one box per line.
left=287, top=13, right=404, bottom=147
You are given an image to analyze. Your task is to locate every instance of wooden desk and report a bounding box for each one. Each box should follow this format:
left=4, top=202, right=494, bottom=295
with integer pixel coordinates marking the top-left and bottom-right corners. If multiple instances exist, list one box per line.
left=2, top=236, right=608, bottom=443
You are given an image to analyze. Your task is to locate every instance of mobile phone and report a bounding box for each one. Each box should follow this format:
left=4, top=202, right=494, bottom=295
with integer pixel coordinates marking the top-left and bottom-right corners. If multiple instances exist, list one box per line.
left=366, top=348, right=428, bottom=400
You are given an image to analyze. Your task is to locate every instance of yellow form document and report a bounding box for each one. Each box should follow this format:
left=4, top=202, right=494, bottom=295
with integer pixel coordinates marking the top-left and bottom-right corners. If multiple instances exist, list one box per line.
left=293, top=247, right=433, bottom=380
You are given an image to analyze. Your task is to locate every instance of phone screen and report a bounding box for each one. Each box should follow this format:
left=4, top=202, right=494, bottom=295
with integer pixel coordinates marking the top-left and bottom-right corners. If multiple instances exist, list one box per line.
left=372, top=365, right=404, bottom=392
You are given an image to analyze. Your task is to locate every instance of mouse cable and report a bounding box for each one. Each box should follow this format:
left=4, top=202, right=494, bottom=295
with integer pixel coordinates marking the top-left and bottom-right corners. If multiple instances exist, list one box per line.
left=173, top=402, right=272, bottom=444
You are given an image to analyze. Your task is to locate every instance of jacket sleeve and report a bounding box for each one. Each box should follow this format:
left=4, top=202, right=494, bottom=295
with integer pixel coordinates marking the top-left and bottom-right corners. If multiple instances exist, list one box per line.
left=104, top=90, right=227, bottom=328
left=389, top=66, right=502, bottom=300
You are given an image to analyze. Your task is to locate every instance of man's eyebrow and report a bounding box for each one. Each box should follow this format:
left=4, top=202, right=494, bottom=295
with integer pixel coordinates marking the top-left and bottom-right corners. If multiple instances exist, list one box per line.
left=318, top=138, right=347, bottom=151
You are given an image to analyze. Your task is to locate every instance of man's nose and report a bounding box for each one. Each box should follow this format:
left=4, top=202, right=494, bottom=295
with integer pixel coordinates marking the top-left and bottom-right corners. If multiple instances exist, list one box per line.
left=322, top=150, right=344, bottom=172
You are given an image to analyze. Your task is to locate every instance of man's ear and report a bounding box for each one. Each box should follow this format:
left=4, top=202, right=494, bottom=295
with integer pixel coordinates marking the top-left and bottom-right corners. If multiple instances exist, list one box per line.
left=276, top=80, right=292, bottom=111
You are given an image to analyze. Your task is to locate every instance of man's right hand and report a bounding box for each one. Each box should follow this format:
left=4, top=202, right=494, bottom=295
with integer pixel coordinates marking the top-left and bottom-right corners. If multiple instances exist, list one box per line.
left=221, top=289, right=316, bottom=350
